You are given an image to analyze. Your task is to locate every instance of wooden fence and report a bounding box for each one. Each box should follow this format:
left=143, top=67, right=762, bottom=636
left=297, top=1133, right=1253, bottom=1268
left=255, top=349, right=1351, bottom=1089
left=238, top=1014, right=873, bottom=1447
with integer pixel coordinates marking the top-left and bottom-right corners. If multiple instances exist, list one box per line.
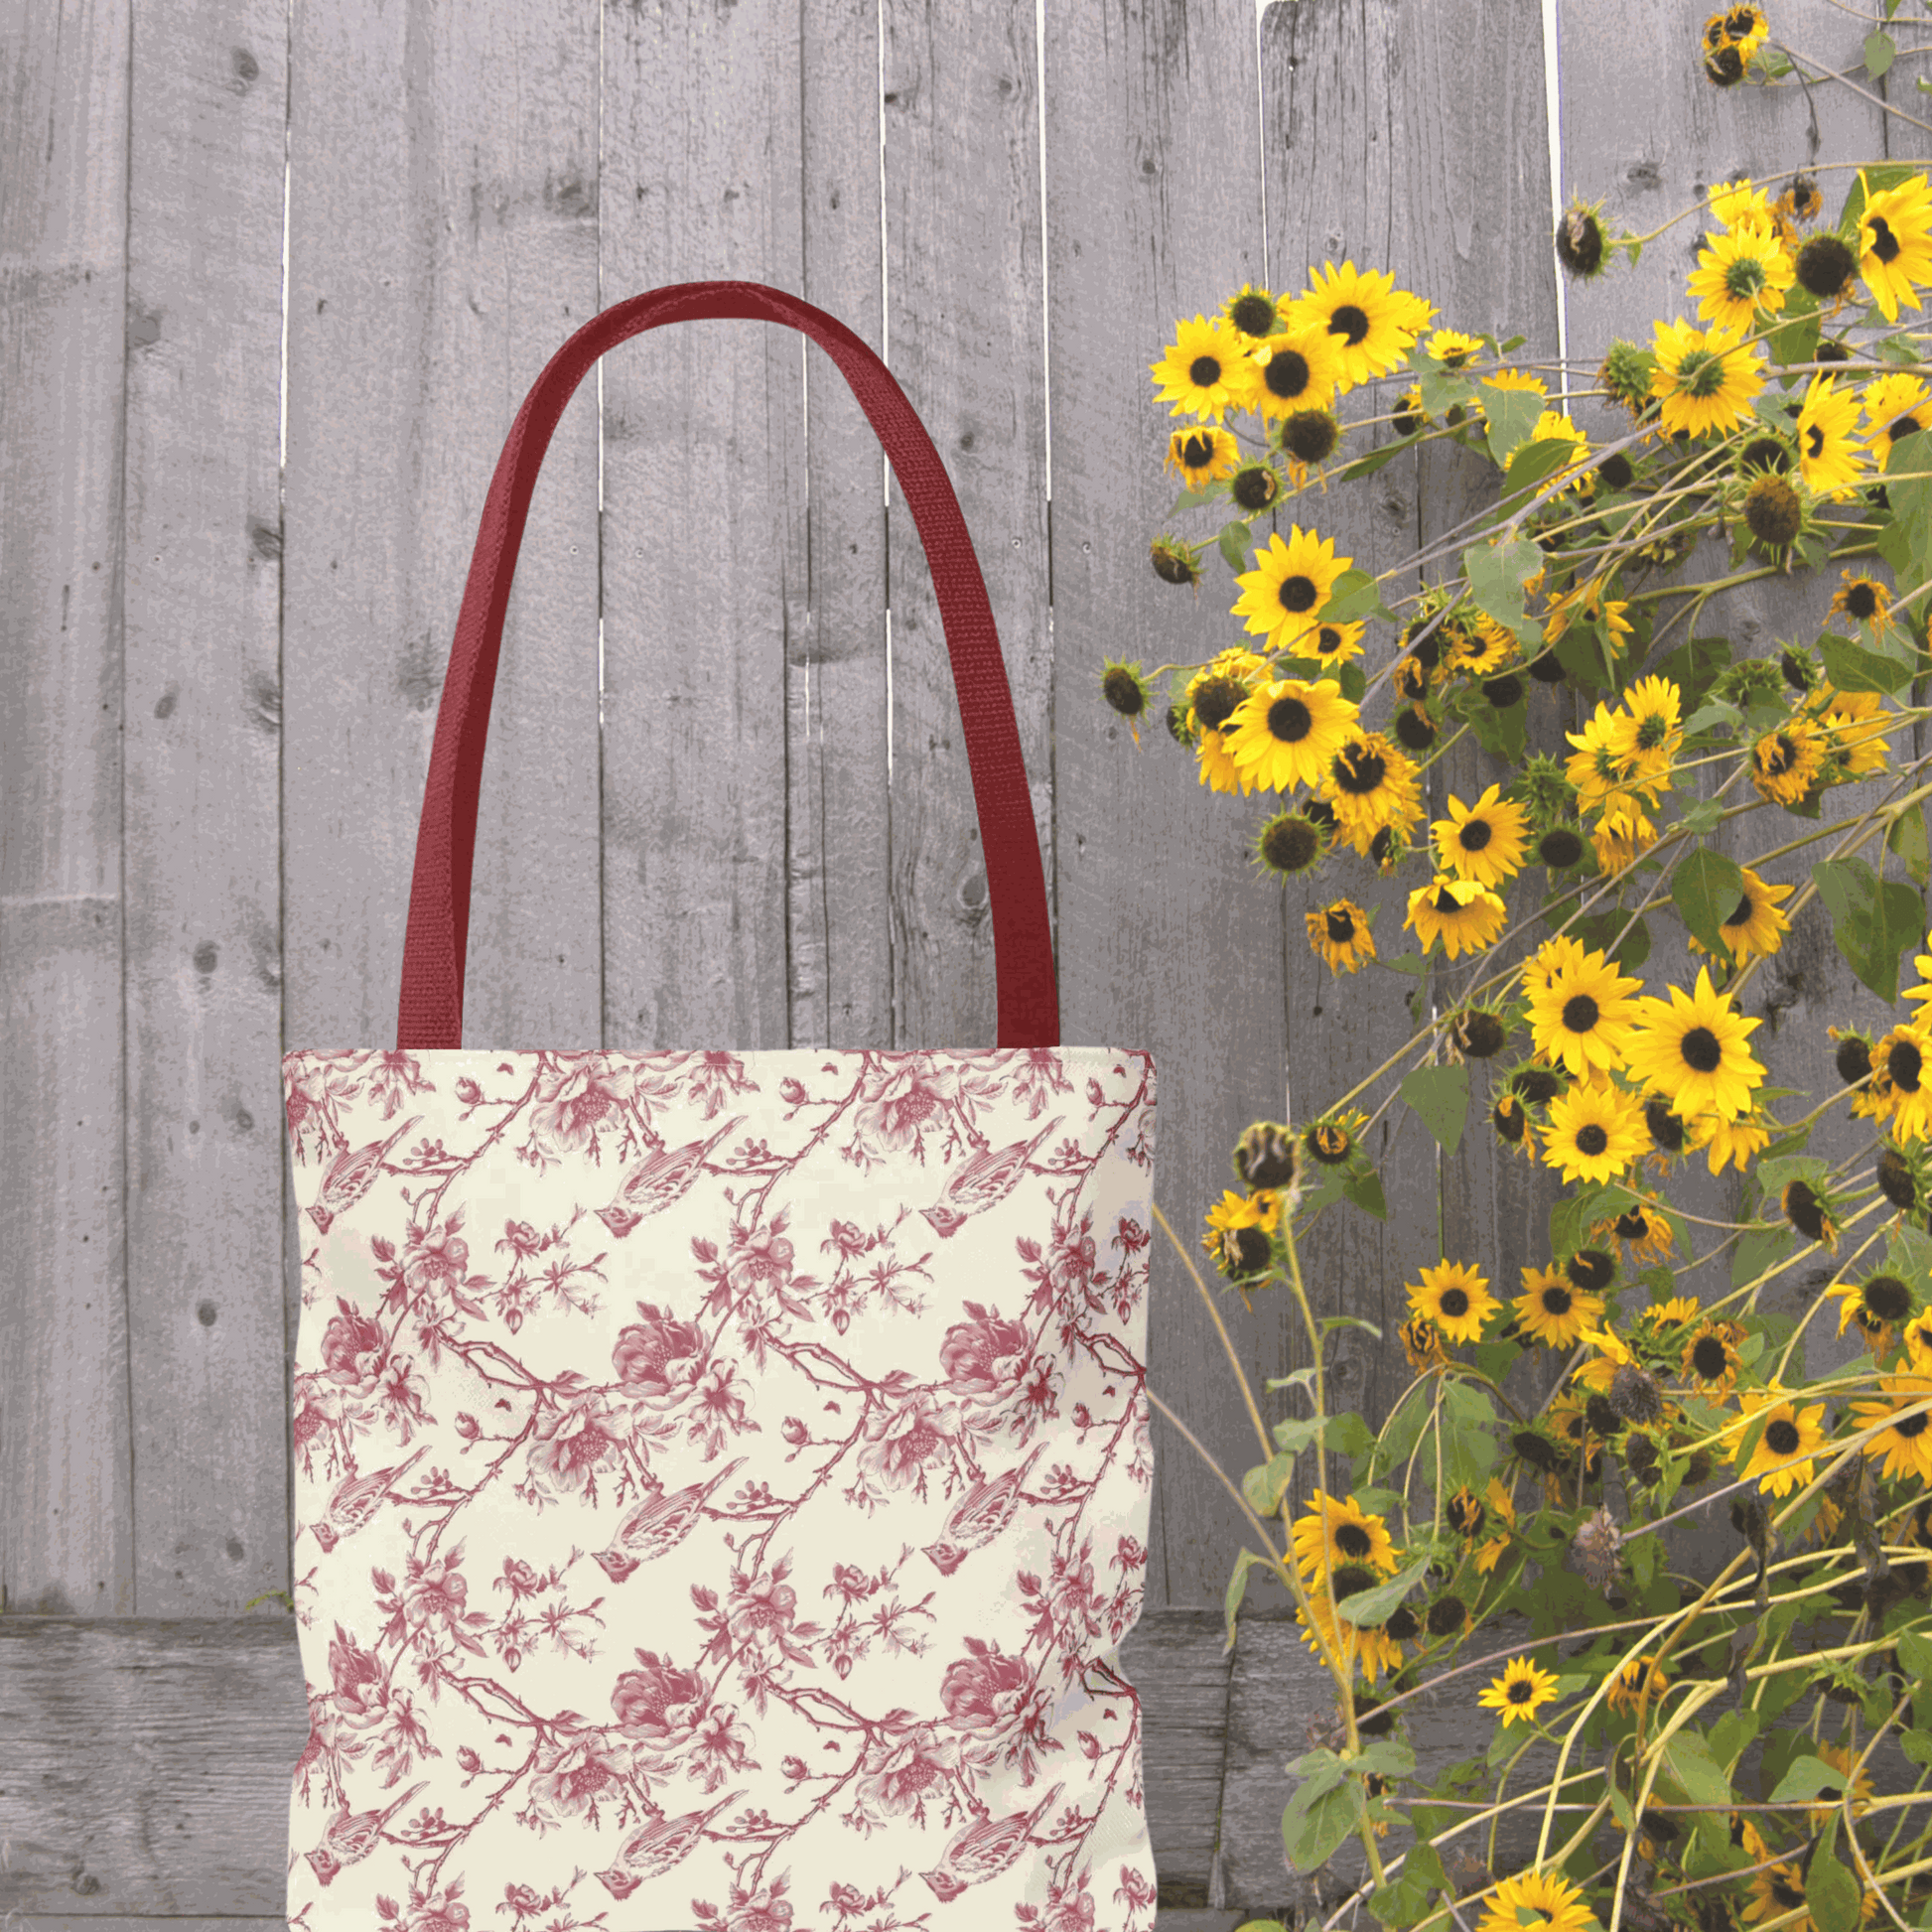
left=4, top=0, right=1927, bottom=1921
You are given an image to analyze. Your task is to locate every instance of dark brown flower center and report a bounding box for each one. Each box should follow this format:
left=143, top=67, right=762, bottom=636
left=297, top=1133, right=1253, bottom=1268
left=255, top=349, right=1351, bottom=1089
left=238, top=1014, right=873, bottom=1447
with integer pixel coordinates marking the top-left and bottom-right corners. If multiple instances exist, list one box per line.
left=1458, top=818, right=1494, bottom=851
left=1440, top=1287, right=1470, bottom=1319
left=1563, top=994, right=1600, bottom=1034
left=1540, top=1285, right=1574, bottom=1316
left=1189, top=354, right=1223, bottom=386
left=1327, top=304, right=1371, bottom=345
left=1268, top=695, right=1313, bottom=743
left=1681, top=1027, right=1724, bottom=1072
left=1279, top=575, right=1319, bottom=615
left=1765, top=1418, right=1802, bottom=1455
left=1325, top=907, right=1356, bottom=944
left=1692, top=1335, right=1729, bottom=1379
left=1576, top=1124, right=1609, bottom=1157
left=1335, top=1522, right=1373, bottom=1560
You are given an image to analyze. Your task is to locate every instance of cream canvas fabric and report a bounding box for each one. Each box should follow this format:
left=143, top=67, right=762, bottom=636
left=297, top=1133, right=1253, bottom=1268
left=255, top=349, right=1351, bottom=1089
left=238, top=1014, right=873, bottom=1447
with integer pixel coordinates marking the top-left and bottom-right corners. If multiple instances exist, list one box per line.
left=280, top=1042, right=1158, bottom=1932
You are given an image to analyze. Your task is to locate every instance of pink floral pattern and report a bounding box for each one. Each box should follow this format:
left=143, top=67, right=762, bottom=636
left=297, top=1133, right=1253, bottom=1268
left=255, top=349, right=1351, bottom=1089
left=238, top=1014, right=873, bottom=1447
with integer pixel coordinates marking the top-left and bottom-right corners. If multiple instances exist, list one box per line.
left=280, top=1045, right=1157, bottom=1931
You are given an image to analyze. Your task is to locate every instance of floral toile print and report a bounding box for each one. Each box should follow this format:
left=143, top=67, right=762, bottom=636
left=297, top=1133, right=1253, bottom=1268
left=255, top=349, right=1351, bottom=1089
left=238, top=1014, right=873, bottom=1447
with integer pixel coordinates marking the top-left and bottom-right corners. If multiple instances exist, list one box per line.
left=279, top=1043, right=1158, bottom=1932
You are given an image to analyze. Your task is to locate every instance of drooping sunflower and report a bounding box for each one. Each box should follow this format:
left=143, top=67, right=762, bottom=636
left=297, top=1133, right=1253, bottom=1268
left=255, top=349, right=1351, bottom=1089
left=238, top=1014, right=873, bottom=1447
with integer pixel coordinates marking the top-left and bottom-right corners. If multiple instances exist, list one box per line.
left=1290, top=1490, right=1400, bottom=1582
left=1514, top=1266, right=1604, bottom=1349
left=1432, top=783, right=1530, bottom=888
left=1232, top=526, right=1353, bottom=654
left=1592, top=806, right=1658, bottom=876
left=1542, top=1081, right=1650, bottom=1185
left=1737, top=1389, right=1829, bottom=1495
left=1321, top=730, right=1423, bottom=855
left=1742, top=1863, right=1811, bottom=1929
left=1648, top=315, right=1765, bottom=438
left=1526, top=938, right=1645, bottom=1079
left=1287, top=259, right=1433, bottom=390
left=1477, top=1655, right=1562, bottom=1728
left=1687, top=220, right=1794, bottom=331
left=1830, top=1270, right=1916, bottom=1352
left=1688, top=1105, right=1773, bottom=1174
left=1858, top=168, right=1932, bottom=322
left=1408, top=1259, right=1498, bottom=1344
left=1686, top=863, right=1793, bottom=967
left=1404, top=876, right=1507, bottom=960
left=1247, top=324, right=1346, bottom=421
left=1604, top=1652, right=1670, bottom=1718
left=1863, top=370, right=1932, bottom=467
left=1182, top=649, right=1269, bottom=796
left=1163, top=422, right=1243, bottom=489
left=1307, top=898, right=1375, bottom=974
left=1223, top=675, right=1359, bottom=793
left=1868, top=1022, right=1932, bottom=1143
left=1149, top=314, right=1264, bottom=420
left=1201, top=1186, right=1280, bottom=1280
left=1852, top=1371, right=1932, bottom=1484
left=1795, top=370, right=1868, bottom=499
left=1624, top=967, right=1764, bottom=1120
left=1682, top=1316, right=1744, bottom=1393
left=1807, top=1740, right=1877, bottom=1830
left=1753, top=722, right=1823, bottom=810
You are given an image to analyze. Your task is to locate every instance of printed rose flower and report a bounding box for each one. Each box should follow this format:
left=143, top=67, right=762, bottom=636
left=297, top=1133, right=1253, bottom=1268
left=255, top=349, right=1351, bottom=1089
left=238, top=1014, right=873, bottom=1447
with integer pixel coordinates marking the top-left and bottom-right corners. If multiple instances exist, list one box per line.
left=820, top=1218, right=870, bottom=1259
left=401, top=1552, right=469, bottom=1632
left=403, top=1221, right=471, bottom=1298
left=527, top=1392, right=630, bottom=1494
left=859, top=1388, right=961, bottom=1491
left=689, top=1049, right=758, bottom=1121
left=725, top=1218, right=795, bottom=1297
left=527, top=1051, right=640, bottom=1161
left=851, top=1054, right=961, bottom=1162
left=940, top=1638, right=1032, bottom=1737
left=528, top=1735, right=627, bottom=1819
left=318, top=1297, right=384, bottom=1391
left=854, top=1723, right=962, bottom=1817
left=610, top=1649, right=707, bottom=1743
left=940, top=1302, right=1032, bottom=1399
left=1047, top=1214, right=1101, bottom=1302
left=723, top=1878, right=794, bottom=1931
left=495, top=1219, right=542, bottom=1260
left=727, top=1564, right=799, bottom=1646
left=613, top=1303, right=702, bottom=1401
left=688, top=1701, right=759, bottom=1793
left=825, top=1562, right=876, bottom=1603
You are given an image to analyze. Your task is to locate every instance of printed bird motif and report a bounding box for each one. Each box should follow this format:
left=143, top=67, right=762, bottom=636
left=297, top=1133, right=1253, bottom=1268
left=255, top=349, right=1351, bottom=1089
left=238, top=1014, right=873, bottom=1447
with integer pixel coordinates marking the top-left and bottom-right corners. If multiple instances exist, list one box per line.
left=918, top=1780, right=1065, bottom=1901
left=307, top=1115, right=423, bottom=1233
left=917, top=1117, right=1062, bottom=1238
left=595, top=1116, right=746, bottom=1238
left=310, top=1446, right=430, bottom=1553
left=304, top=1778, right=429, bottom=1887
left=593, top=1787, right=747, bottom=1895
left=591, top=1456, right=748, bottom=1582
left=922, top=1442, right=1047, bottom=1576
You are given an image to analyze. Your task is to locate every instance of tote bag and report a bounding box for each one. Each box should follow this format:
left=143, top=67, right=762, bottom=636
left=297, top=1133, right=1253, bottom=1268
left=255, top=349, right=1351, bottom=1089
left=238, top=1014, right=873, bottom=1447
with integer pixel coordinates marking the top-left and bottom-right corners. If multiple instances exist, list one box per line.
left=279, top=281, right=1160, bottom=1932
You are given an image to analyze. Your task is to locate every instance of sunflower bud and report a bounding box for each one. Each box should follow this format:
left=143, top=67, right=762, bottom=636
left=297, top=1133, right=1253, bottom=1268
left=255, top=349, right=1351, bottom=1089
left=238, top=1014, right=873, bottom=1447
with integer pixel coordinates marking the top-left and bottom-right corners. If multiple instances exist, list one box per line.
left=1230, top=463, right=1280, bottom=512
left=1101, top=660, right=1151, bottom=719
left=1742, top=473, right=1804, bottom=548
left=1255, top=811, right=1324, bottom=880
left=1305, top=1118, right=1355, bottom=1168
left=1492, top=1093, right=1529, bottom=1145
left=1393, top=706, right=1438, bottom=753
left=1150, top=534, right=1204, bottom=588
left=1482, top=672, right=1525, bottom=711
left=1282, top=408, right=1341, bottom=467
left=1555, top=203, right=1607, bottom=279
left=1833, top=1029, right=1873, bottom=1087
left=1233, top=1121, right=1300, bottom=1192
left=1597, top=341, right=1656, bottom=417
left=1796, top=232, right=1857, bottom=302
left=1780, top=1176, right=1839, bottom=1251
left=1426, top=1595, right=1468, bottom=1638
left=1879, top=1145, right=1919, bottom=1212
left=1537, top=826, right=1586, bottom=869
left=1704, top=41, right=1744, bottom=84
left=1513, top=1066, right=1564, bottom=1107
left=1453, top=1009, right=1509, bottom=1060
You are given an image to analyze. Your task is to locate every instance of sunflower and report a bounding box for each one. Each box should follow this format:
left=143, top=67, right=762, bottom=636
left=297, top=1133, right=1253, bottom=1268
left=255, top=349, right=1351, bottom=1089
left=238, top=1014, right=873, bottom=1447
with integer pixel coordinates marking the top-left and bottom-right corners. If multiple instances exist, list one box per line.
left=1405, top=877, right=1507, bottom=959
left=1223, top=675, right=1359, bottom=793
left=1307, top=898, right=1375, bottom=974
left=1304, top=618, right=1366, bottom=668
left=1682, top=1317, right=1744, bottom=1393
left=1290, top=1490, right=1400, bottom=1581
left=1401, top=1312, right=1449, bottom=1372
left=1596, top=1197, right=1676, bottom=1267
left=1542, top=1081, right=1650, bottom=1184
left=1751, top=713, right=1825, bottom=805
left=1296, top=1578, right=1405, bottom=1683
left=1612, top=675, right=1685, bottom=791
left=1829, top=568, right=1897, bottom=637
left=1321, top=730, right=1423, bottom=855
left=1425, top=328, right=1486, bottom=369
left=1474, top=1869, right=1591, bottom=1932
left=1795, top=371, right=1868, bottom=499
left=1477, top=1655, right=1562, bottom=1728
left=1688, top=220, right=1794, bottom=331
left=1648, top=316, right=1765, bottom=438
left=1514, top=1266, right=1604, bottom=1348
left=1202, top=1186, right=1279, bottom=1279
left=1863, top=370, right=1932, bottom=467
left=1182, top=650, right=1269, bottom=796
left=1526, top=938, right=1646, bottom=1079
left=1592, top=806, right=1658, bottom=876
left=1742, top=1863, right=1810, bottom=1929
left=1247, top=324, right=1346, bottom=421
left=1432, top=783, right=1530, bottom=888
left=1859, top=169, right=1932, bottom=322
left=1163, top=422, right=1242, bottom=489
left=1816, top=686, right=1891, bottom=780
left=1686, top=863, right=1794, bottom=966
left=1710, top=175, right=1777, bottom=235
left=1624, top=967, right=1765, bottom=1120
left=1150, top=314, right=1264, bottom=420
left=1605, top=1653, right=1670, bottom=1718
left=1868, top=1022, right=1932, bottom=1143
left=1566, top=702, right=1658, bottom=817
left=1232, top=527, right=1353, bottom=654
left=1287, top=259, right=1433, bottom=390
left=1408, top=1260, right=1498, bottom=1344
left=1852, top=1371, right=1932, bottom=1484
left=1808, top=1740, right=1876, bottom=1829
left=1737, top=1389, right=1829, bottom=1496
left=1688, top=1105, right=1773, bottom=1174
left=1831, top=1269, right=1916, bottom=1353
left=1523, top=408, right=1592, bottom=490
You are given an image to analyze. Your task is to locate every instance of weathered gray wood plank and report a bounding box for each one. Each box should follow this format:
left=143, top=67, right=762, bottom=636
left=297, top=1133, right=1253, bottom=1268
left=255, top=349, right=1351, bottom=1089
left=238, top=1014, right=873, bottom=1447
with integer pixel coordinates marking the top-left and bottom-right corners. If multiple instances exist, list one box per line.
left=281, top=0, right=604, bottom=1056
left=0, top=0, right=133, bottom=1619
left=789, top=1, right=894, bottom=1051
left=879, top=0, right=1053, bottom=1049
left=0, top=1611, right=1229, bottom=1918
left=118, top=0, right=288, bottom=1620
left=599, top=0, right=803, bottom=1052
left=1042, top=0, right=1294, bottom=1617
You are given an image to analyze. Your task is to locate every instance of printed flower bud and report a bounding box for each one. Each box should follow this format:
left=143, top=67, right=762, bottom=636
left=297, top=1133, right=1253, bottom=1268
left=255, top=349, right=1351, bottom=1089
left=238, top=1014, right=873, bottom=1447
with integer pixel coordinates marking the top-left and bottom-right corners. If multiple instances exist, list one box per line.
left=781, top=1415, right=810, bottom=1447
left=454, top=1413, right=481, bottom=1441
left=455, top=1076, right=483, bottom=1106
left=779, top=1076, right=807, bottom=1104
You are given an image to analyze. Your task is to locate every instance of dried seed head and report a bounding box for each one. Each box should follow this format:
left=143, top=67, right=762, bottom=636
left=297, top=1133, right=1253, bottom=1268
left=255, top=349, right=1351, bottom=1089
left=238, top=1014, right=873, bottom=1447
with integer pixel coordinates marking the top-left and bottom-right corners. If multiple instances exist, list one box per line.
left=1608, top=1362, right=1665, bottom=1426
left=1573, top=1506, right=1624, bottom=1592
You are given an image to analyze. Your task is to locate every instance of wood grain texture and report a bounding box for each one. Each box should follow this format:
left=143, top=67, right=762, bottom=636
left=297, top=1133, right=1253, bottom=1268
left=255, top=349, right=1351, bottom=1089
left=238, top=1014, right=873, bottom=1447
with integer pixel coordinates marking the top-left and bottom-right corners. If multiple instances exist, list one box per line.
left=281, top=0, right=604, bottom=1058
left=1041, top=0, right=1294, bottom=1616
left=0, top=0, right=134, bottom=1618
left=118, top=0, right=289, bottom=1621
left=879, top=0, right=1053, bottom=1049
left=599, top=0, right=802, bottom=1053
left=0, top=1610, right=1229, bottom=1919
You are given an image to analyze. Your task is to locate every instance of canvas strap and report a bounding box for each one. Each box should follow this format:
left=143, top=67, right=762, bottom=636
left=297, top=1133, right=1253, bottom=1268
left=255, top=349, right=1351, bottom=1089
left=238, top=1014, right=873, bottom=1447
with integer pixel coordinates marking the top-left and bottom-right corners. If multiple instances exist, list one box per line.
left=395, top=280, right=1058, bottom=1049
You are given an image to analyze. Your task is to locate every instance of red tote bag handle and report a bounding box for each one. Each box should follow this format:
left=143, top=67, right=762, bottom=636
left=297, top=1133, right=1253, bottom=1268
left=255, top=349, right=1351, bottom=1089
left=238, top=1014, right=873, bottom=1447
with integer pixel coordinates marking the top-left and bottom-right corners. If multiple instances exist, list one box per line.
left=395, top=280, right=1058, bottom=1051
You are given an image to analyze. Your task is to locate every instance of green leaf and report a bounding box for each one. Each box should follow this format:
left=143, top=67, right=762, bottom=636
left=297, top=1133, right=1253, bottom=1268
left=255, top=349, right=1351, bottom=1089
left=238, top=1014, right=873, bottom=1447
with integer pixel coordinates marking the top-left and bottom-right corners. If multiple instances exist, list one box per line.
left=1323, top=567, right=1396, bottom=626
left=1808, top=1848, right=1862, bottom=1932
left=1463, top=534, right=1545, bottom=648
left=1902, top=1728, right=1932, bottom=1767
left=1242, top=1451, right=1297, bottom=1518
left=1355, top=1737, right=1417, bottom=1779
left=1647, top=632, right=1731, bottom=714
left=1683, top=699, right=1743, bottom=737
left=1671, top=846, right=1745, bottom=958
left=1400, top=1062, right=1470, bottom=1155
left=1896, top=1626, right=1932, bottom=1686
left=1812, top=855, right=1926, bottom=1003
left=1893, top=804, right=1932, bottom=891
left=1334, top=438, right=1412, bottom=484
left=1283, top=1772, right=1361, bottom=1872
left=1568, top=910, right=1651, bottom=972
left=1500, top=435, right=1582, bottom=510
left=1219, top=521, right=1254, bottom=574
left=1223, top=1547, right=1274, bottom=1653
left=1319, top=1314, right=1384, bottom=1341
left=1866, top=29, right=1897, bottom=78
left=1481, top=384, right=1546, bottom=467
left=1765, top=286, right=1822, bottom=371
left=1881, top=430, right=1932, bottom=604
left=1335, top=1554, right=1432, bottom=1628
left=1342, top=1168, right=1389, bottom=1221
left=1769, top=1753, right=1859, bottom=1802
left=1731, top=1221, right=1793, bottom=1290
left=1662, top=1730, right=1732, bottom=1808
left=1821, top=626, right=1918, bottom=695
